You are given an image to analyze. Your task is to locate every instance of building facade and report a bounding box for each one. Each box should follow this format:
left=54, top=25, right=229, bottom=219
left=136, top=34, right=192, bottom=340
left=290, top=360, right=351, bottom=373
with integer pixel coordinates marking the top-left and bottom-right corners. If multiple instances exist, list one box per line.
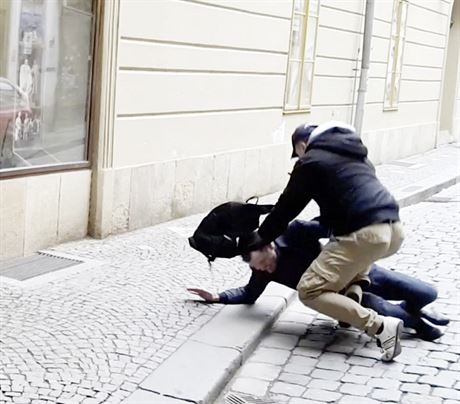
left=1, top=0, right=459, bottom=259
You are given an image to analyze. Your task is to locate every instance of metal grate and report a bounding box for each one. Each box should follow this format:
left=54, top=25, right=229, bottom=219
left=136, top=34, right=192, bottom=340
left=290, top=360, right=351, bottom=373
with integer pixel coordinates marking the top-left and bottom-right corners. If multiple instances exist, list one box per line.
left=225, top=393, right=277, bottom=404
left=0, top=252, right=82, bottom=281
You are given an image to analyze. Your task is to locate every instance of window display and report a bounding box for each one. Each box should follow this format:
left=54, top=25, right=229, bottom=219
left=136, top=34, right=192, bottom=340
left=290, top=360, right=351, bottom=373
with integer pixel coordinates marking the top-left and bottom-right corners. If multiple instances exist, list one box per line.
left=0, top=0, right=94, bottom=172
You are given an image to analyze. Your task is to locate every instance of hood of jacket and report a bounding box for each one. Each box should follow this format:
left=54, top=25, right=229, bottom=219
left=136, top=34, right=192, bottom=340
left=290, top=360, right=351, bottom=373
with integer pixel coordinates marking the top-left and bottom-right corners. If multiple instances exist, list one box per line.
left=306, top=122, right=368, bottom=160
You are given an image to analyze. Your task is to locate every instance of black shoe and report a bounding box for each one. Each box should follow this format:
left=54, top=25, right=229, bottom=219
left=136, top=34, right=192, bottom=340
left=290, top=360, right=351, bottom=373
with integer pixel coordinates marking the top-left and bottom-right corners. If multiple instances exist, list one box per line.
left=420, top=308, right=450, bottom=326
left=415, top=319, right=443, bottom=341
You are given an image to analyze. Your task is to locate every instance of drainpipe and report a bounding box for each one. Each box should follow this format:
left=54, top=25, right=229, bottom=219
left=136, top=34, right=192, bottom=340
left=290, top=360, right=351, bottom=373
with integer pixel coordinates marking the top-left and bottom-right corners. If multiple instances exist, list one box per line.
left=354, top=0, right=375, bottom=136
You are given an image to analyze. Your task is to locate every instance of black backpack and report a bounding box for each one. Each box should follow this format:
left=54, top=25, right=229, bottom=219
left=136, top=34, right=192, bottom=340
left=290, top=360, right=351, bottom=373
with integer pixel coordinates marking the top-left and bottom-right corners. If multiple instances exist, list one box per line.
left=188, top=199, right=273, bottom=262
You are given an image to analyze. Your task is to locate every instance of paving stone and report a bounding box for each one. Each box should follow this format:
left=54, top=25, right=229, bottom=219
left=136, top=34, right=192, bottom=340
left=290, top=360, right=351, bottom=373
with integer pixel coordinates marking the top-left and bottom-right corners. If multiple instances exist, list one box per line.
left=232, top=378, right=270, bottom=397
left=383, top=371, right=419, bottom=382
left=279, top=373, right=311, bottom=386
left=251, top=347, right=291, bottom=365
left=310, top=369, right=343, bottom=381
left=340, top=374, right=370, bottom=385
left=339, top=383, right=372, bottom=396
left=307, top=379, right=340, bottom=392
left=371, top=388, right=402, bottom=402
left=315, top=360, right=349, bottom=373
left=418, top=375, right=456, bottom=388
left=289, top=398, right=324, bottom=404
left=240, top=363, right=282, bottom=381
left=401, top=393, right=443, bottom=404
left=349, top=366, right=384, bottom=377
left=270, top=382, right=305, bottom=397
left=261, top=334, right=299, bottom=350
left=400, top=383, right=431, bottom=395
left=432, top=387, right=460, bottom=400
left=367, top=378, right=401, bottom=390
left=303, top=389, right=342, bottom=402
left=338, top=396, right=380, bottom=404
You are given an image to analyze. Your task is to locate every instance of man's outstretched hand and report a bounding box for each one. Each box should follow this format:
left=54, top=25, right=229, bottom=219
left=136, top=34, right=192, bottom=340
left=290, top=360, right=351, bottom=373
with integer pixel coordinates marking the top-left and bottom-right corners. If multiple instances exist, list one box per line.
left=187, top=288, right=220, bottom=303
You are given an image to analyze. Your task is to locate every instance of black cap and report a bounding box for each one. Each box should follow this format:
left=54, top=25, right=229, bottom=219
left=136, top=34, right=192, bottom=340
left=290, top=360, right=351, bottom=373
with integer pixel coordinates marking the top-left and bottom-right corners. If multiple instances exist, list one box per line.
left=291, top=124, right=317, bottom=158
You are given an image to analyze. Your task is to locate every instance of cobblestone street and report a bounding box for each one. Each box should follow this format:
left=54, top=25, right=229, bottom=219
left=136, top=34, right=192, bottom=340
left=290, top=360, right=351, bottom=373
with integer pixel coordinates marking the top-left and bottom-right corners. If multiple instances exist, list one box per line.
left=0, top=162, right=459, bottom=403
left=220, top=184, right=460, bottom=404
left=0, top=213, right=252, bottom=404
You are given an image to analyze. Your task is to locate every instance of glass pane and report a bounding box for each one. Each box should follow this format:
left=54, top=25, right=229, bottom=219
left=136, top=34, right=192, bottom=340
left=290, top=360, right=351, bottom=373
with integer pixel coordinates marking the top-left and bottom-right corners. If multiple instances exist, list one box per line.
left=64, top=0, right=92, bottom=13
left=290, top=15, right=304, bottom=60
left=304, top=16, right=317, bottom=61
left=393, top=73, right=401, bottom=105
left=300, top=62, right=314, bottom=107
left=399, top=1, right=408, bottom=39
left=294, top=0, right=306, bottom=14
left=285, top=61, right=301, bottom=108
left=0, top=0, right=94, bottom=170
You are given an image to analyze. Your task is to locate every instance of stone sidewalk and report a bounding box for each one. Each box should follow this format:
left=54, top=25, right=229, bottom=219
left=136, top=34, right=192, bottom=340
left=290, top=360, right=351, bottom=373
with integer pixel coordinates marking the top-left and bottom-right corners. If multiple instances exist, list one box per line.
left=0, top=144, right=459, bottom=404
left=218, top=183, right=460, bottom=404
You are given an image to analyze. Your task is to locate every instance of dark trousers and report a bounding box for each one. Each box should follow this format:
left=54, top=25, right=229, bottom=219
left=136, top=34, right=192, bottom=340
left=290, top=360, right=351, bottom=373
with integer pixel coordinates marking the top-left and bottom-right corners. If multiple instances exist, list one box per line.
left=362, top=264, right=437, bottom=329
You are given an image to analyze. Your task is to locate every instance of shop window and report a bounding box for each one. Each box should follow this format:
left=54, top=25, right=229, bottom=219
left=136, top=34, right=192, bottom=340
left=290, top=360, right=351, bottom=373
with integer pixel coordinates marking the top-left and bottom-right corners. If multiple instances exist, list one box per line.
left=284, top=0, right=320, bottom=113
left=0, top=0, right=94, bottom=174
left=384, top=0, right=408, bottom=110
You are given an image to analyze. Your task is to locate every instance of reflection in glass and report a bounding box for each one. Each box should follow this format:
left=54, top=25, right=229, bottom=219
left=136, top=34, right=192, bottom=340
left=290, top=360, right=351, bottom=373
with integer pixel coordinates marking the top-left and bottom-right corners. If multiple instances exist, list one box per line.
left=290, top=16, right=303, bottom=60
left=300, top=62, right=314, bottom=107
left=0, top=0, right=93, bottom=171
left=285, top=62, right=301, bottom=108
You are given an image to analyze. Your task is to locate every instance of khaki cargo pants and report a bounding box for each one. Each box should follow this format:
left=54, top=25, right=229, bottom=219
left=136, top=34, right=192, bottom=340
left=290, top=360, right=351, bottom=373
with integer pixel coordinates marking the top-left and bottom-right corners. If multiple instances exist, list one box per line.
left=297, top=221, right=404, bottom=336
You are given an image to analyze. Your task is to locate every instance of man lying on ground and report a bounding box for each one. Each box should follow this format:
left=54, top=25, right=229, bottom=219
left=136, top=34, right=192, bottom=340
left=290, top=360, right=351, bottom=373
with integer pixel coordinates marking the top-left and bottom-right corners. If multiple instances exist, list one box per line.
left=188, top=219, right=448, bottom=341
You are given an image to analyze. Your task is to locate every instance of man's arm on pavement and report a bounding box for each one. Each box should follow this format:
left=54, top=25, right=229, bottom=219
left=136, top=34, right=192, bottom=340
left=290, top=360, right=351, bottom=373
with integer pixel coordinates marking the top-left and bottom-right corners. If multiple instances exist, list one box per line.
left=219, top=272, right=270, bottom=304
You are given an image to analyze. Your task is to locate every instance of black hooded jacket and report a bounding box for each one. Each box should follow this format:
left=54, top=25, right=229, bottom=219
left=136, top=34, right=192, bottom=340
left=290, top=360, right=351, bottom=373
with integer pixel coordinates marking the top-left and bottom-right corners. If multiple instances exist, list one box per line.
left=258, top=124, right=400, bottom=241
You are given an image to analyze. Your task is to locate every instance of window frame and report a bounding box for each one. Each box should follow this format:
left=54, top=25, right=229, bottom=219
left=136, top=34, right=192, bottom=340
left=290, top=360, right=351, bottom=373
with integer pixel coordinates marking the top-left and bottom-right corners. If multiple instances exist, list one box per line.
left=383, top=0, right=408, bottom=111
left=283, top=0, right=320, bottom=114
left=0, top=0, right=98, bottom=179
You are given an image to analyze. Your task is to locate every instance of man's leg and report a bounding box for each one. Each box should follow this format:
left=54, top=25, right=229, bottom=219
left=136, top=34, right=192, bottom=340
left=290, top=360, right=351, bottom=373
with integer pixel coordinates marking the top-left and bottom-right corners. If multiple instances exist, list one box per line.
left=368, top=264, right=438, bottom=312
left=362, top=292, right=443, bottom=341
left=297, top=223, right=405, bottom=361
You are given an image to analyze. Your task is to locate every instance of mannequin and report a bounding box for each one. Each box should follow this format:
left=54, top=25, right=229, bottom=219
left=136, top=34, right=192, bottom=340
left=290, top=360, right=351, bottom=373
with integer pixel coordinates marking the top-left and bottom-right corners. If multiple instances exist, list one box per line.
left=19, top=59, right=33, bottom=98
left=23, top=115, right=31, bottom=139
left=31, top=60, right=40, bottom=104
left=14, top=113, right=22, bottom=141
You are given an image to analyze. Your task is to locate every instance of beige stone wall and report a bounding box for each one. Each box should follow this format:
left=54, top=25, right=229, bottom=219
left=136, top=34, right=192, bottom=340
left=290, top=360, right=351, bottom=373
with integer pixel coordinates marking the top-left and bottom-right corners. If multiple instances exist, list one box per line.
left=0, top=170, right=91, bottom=259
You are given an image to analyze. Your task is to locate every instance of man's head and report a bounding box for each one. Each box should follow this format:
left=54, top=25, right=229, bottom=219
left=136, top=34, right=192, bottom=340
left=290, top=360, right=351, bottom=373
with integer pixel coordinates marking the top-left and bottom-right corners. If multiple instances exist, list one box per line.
left=291, top=123, right=318, bottom=158
left=242, top=243, right=278, bottom=273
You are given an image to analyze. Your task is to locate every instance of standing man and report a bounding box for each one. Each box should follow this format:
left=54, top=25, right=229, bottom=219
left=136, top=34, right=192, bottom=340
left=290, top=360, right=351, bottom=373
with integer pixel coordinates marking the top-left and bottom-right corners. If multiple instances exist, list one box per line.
left=240, top=122, right=405, bottom=361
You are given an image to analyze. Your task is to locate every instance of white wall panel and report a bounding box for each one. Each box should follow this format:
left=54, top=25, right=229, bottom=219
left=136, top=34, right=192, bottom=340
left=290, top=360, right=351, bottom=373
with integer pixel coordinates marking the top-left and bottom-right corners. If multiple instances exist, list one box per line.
left=373, top=19, right=391, bottom=38
left=404, top=42, right=445, bottom=67
left=363, top=101, right=438, bottom=129
left=370, top=37, right=390, bottom=63
left=315, top=56, right=356, bottom=77
left=406, top=27, right=447, bottom=48
left=321, top=0, right=364, bottom=15
left=366, top=77, right=386, bottom=103
left=113, top=109, right=284, bottom=167
left=119, top=0, right=290, bottom=53
left=116, top=72, right=284, bottom=115
left=374, top=0, right=393, bottom=22
left=196, top=0, right=292, bottom=19
left=320, top=5, right=363, bottom=32
left=407, top=3, right=449, bottom=34
left=316, top=26, right=360, bottom=59
left=409, top=0, right=452, bottom=16
left=118, top=39, right=287, bottom=73
left=399, top=80, right=442, bottom=101
left=311, top=76, right=354, bottom=106
left=402, top=65, right=443, bottom=81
